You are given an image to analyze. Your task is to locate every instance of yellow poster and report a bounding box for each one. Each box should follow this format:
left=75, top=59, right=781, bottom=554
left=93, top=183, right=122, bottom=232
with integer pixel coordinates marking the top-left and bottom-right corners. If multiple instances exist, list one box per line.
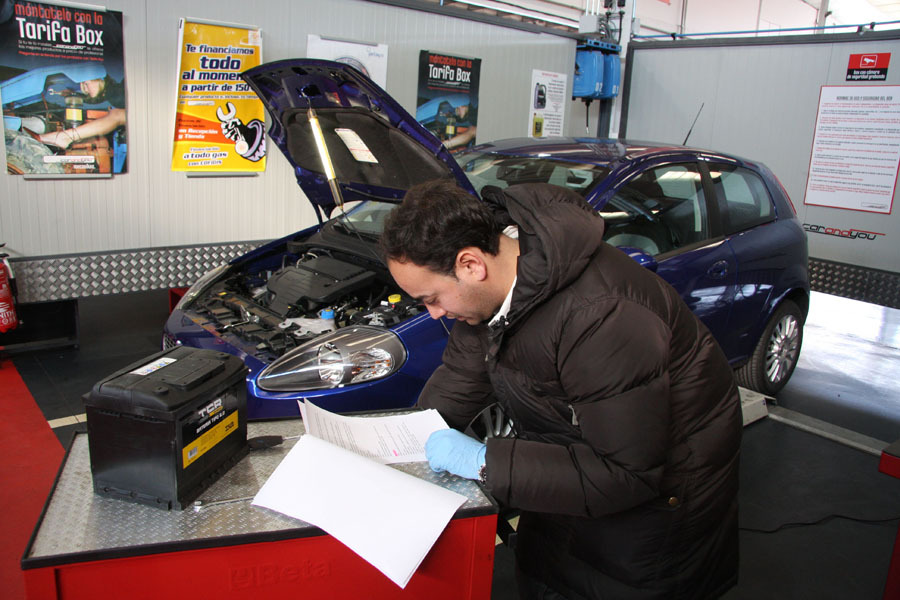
left=171, top=19, right=265, bottom=172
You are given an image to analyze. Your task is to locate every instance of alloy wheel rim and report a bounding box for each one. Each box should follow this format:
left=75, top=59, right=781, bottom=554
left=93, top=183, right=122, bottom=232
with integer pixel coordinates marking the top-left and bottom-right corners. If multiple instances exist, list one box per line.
left=764, top=314, right=800, bottom=385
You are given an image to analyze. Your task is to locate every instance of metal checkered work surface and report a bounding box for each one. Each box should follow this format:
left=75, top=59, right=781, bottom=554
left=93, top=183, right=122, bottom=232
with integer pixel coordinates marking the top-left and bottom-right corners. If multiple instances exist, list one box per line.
left=9, top=242, right=264, bottom=304
left=26, top=419, right=492, bottom=562
left=810, top=258, right=900, bottom=310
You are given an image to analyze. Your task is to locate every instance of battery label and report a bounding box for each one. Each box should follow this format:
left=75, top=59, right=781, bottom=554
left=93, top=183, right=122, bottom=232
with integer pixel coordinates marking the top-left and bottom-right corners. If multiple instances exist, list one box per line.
left=130, top=357, right=176, bottom=376
left=182, top=409, right=239, bottom=469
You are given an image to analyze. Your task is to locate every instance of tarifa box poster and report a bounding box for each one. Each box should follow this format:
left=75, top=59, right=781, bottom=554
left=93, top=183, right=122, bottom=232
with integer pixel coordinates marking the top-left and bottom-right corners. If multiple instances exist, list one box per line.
left=171, top=19, right=265, bottom=172
left=0, top=1, right=127, bottom=175
left=416, top=50, right=481, bottom=155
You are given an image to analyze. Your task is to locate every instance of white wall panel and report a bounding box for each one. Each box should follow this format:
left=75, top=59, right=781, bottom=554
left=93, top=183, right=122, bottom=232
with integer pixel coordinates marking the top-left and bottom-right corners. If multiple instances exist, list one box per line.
left=686, top=0, right=763, bottom=34
left=759, top=0, right=818, bottom=31
left=0, top=0, right=575, bottom=261
left=683, top=0, right=818, bottom=35
left=635, top=0, right=684, bottom=35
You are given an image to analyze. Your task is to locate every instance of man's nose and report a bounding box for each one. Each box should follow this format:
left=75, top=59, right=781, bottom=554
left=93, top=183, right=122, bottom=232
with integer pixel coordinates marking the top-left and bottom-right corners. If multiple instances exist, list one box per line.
left=426, top=305, right=446, bottom=319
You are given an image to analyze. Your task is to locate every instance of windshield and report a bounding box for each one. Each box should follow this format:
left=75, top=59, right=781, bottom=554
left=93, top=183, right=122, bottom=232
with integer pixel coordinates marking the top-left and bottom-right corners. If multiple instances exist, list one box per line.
left=335, top=201, right=395, bottom=236
left=333, top=152, right=612, bottom=238
left=454, top=151, right=610, bottom=197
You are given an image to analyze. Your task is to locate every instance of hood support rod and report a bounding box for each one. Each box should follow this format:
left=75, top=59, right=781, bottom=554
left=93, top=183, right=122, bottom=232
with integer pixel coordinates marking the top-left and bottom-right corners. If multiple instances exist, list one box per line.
left=306, top=101, right=345, bottom=213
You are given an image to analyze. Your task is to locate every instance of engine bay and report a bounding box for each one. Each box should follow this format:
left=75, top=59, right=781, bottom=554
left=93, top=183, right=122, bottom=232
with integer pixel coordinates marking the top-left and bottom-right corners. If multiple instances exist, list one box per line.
left=185, top=245, right=422, bottom=359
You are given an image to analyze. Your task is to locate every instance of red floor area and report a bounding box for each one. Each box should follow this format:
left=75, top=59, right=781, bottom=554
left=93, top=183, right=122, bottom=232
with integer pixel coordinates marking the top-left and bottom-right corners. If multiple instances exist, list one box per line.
left=0, top=359, right=64, bottom=600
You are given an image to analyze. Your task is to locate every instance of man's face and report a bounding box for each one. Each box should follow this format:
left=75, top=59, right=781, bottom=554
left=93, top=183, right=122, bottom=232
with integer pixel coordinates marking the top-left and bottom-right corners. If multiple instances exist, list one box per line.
left=388, top=258, right=495, bottom=326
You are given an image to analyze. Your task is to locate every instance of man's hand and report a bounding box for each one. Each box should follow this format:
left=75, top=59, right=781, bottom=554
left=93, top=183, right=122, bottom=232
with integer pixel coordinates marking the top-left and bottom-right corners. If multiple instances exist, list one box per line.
left=425, top=428, right=486, bottom=480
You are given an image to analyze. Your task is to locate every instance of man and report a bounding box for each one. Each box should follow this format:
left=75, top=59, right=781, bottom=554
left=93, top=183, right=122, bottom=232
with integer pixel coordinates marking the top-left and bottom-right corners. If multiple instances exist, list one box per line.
left=381, top=179, right=742, bottom=599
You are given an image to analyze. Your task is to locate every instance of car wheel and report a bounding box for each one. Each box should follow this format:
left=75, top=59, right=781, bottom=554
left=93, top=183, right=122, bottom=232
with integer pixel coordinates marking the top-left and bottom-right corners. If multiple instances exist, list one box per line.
left=464, top=402, right=518, bottom=546
left=735, top=299, right=804, bottom=396
left=464, top=402, right=515, bottom=443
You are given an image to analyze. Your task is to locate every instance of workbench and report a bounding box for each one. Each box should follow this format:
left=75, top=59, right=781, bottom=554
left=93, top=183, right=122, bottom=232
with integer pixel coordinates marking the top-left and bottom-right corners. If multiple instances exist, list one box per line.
left=21, top=419, right=498, bottom=599
left=879, top=438, right=900, bottom=600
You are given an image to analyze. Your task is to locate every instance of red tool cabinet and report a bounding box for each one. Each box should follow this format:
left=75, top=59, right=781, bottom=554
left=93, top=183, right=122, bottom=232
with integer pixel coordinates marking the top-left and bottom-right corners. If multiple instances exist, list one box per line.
left=22, top=421, right=498, bottom=599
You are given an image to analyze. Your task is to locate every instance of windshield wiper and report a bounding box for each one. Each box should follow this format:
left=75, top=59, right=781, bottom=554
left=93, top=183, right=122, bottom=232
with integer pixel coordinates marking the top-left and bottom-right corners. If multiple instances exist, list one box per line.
left=342, top=187, right=403, bottom=204
left=332, top=219, right=379, bottom=240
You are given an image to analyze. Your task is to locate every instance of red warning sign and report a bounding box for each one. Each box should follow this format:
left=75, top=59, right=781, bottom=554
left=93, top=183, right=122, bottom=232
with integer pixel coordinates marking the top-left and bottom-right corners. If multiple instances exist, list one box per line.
left=847, top=53, right=890, bottom=81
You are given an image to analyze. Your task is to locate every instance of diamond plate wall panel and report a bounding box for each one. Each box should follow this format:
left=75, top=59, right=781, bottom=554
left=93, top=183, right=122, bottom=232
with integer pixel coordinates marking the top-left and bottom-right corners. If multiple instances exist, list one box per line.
left=13, top=247, right=898, bottom=309
left=810, top=258, right=900, bottom=310
left=9, top=242, right=264, bottom=303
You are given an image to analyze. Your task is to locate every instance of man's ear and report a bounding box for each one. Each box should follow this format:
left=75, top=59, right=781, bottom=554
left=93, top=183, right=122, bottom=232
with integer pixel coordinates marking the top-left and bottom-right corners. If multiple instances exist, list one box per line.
left=455, top=247, right=488, bottom=282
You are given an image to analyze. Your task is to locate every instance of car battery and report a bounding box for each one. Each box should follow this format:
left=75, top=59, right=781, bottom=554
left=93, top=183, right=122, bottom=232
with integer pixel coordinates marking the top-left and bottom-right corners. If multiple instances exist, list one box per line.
left=84, top=346, right=249, bottom=510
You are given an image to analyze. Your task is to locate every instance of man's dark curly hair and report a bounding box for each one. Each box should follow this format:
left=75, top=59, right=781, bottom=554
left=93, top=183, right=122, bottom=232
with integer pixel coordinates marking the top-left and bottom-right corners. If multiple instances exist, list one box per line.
left=380, top=179, right=502, bottom=277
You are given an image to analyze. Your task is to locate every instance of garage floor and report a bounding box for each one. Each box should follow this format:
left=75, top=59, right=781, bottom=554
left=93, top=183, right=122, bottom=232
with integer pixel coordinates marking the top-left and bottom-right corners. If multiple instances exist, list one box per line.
left=2, top=290, right=899, bottom=599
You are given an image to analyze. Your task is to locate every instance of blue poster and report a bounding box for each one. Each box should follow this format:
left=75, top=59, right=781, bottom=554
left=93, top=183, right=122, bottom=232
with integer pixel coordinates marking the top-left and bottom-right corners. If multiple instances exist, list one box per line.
left=0, top=0, right=127, bottom=175
left=416, top=50, right=480, bottom=155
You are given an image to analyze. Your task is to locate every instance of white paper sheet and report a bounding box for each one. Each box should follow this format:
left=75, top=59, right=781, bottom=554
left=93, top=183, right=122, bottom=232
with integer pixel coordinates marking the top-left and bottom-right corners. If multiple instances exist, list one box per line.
left=299, top=400, right=449, bottom=464
left=252, top=434, right=466, bottom=588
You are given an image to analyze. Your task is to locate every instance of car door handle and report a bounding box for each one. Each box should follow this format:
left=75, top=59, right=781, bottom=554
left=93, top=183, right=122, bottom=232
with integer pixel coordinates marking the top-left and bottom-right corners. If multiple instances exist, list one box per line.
left=707, top=260, right=729, bottom=279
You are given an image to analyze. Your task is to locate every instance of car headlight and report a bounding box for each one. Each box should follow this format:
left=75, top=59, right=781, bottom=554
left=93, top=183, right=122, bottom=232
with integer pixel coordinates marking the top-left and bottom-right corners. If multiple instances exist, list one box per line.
left=257, top=326, right=407, bottom=392
left=175, top=264, right=230, bottom=311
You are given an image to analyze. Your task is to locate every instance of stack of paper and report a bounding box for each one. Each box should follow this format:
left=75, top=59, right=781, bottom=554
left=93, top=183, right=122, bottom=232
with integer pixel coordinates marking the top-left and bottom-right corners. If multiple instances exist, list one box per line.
left=252, top=402, right=466, bottom=588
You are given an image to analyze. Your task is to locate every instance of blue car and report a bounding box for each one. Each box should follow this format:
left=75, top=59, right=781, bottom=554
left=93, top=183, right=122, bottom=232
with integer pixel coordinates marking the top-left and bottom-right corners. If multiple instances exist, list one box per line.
left=163, top=59, right=809, bottom=419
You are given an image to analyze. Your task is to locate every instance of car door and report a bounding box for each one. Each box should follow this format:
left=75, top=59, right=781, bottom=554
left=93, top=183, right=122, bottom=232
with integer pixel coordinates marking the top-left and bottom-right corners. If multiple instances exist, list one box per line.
left=706, top=161, right=785, bottom=362
left=599, top=160, right=739, bottom=355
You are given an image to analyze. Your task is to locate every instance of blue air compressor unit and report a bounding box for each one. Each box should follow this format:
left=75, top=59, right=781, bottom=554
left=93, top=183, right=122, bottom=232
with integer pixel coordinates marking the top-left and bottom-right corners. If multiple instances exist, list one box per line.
left=573, top=50, right=604, bottom=99
left=600, top=53, right=620, bottom=99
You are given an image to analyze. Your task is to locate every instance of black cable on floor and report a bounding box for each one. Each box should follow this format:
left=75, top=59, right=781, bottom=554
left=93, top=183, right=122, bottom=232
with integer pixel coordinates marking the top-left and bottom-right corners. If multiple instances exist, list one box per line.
left=740, top=512, right=900, bottom=534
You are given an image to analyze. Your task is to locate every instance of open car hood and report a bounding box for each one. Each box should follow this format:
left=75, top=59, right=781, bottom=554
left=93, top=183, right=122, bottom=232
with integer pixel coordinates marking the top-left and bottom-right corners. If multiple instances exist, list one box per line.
left=241, top=59, right=474, bottom=219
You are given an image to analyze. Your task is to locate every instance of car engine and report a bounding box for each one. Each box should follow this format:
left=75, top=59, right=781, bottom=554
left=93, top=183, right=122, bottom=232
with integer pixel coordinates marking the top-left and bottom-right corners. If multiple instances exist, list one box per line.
left=186, top=248, right=422, bottom=359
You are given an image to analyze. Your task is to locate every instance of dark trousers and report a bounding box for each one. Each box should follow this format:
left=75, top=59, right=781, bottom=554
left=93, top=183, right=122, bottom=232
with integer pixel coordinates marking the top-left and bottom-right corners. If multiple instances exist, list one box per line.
left=516, top=566, right=588, bottom=600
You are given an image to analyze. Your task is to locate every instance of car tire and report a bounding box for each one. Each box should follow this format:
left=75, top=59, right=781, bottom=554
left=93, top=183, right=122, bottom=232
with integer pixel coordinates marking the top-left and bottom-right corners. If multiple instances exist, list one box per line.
left=735, top=299, right=804, bottom=396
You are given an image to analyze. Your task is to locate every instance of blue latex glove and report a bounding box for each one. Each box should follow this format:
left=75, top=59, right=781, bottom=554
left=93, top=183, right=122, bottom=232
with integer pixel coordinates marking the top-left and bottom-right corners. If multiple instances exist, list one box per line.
left=425, top=428, right=486, bottom=480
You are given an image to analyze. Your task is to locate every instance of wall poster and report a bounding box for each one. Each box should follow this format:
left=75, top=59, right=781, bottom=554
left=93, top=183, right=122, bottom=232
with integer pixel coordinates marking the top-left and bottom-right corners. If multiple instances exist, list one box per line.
left=0, top=1, right=127, bottom=175
left=171, top=19, right=265, bottom=173
left=527, top=69, right=566, bottom=138
left=416, top=50, right=480, bottom=154
left=306, top=34, right=388, bottom=89
left=804, top=85, right=900, bottom=214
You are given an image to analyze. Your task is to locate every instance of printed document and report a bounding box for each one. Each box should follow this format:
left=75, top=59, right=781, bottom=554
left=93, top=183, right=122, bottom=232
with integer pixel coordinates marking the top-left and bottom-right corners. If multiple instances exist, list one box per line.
left=300, top=399, right=449, bottom=464
left=252, top=402, right=466, bottom=588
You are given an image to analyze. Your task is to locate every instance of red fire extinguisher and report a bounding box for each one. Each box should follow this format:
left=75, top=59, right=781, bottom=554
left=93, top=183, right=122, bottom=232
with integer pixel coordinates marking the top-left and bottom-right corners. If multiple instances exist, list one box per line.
left=0, top=244, right=19, bottom=333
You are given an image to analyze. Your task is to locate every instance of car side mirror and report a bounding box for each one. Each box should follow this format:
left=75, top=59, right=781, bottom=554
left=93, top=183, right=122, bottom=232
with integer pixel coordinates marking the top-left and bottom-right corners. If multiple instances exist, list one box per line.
left=618, top=247, right=658, bottom=272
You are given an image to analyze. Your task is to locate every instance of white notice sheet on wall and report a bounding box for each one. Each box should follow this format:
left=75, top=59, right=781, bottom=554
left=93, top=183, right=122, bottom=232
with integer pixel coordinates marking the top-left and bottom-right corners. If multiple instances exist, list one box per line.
left=528, top=69, right=567, bottom=138
left=804, top=85, right=900, bottom=214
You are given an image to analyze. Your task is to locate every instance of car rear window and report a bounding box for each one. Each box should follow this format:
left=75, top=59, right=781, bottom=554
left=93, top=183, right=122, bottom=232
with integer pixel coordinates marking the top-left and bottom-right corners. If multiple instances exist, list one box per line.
left=709, top=165, right=775, bottom=234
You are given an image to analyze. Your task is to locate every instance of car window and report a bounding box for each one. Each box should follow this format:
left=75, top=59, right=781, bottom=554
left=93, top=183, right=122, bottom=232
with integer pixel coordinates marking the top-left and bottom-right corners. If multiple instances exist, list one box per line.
left=455, top=153, right=610, bottom=197
left=602, top=163, right=709, bottom=256
left=337, top=201, right=394, bottom=235
left=709, top=165, right=775, bottom=234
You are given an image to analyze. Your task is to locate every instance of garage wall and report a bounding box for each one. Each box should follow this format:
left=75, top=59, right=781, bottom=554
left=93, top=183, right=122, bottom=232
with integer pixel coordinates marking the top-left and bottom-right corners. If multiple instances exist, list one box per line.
left=0, top=0, right=575, bottom=269
left=621, top=31, right=900, bottom=288
left=636, top=0, right=819, bottom=35
left=570, top=0, right=823, bottom=142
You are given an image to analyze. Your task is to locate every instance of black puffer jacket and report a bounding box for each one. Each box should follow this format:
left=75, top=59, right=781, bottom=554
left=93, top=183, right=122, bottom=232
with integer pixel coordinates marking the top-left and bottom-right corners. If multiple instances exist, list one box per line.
left=418, top=183, right=742, bottom=599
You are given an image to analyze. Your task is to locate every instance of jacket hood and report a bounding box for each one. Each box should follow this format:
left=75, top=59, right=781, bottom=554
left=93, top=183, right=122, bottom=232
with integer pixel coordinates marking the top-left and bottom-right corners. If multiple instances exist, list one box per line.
left=484, top=183, right=606, bottom=324
left=240, top=59, right=474, bottom=219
